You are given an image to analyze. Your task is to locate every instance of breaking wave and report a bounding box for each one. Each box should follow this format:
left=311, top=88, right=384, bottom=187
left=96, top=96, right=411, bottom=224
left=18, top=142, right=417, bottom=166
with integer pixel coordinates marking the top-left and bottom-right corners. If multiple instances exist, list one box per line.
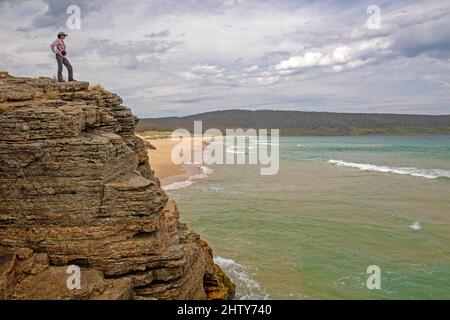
left=328, top=159, right=450, bottom=179
left=162, top=165, right=214, bottom=191
left=409, top=221, right=422, bottom=231
left=163, top=180, right=193, bottom=191
left=214, top=256, right=269, bottom=300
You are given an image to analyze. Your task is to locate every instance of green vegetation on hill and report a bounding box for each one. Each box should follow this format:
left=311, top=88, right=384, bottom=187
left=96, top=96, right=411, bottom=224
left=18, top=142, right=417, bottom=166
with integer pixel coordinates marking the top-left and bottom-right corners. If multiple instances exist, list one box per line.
left=136, top=110, right=450, bottom=136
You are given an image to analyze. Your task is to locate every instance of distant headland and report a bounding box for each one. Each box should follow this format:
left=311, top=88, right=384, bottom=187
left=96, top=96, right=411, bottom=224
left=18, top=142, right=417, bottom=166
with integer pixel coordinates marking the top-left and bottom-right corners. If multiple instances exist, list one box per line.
left=137, top=109, right=450, bottom=136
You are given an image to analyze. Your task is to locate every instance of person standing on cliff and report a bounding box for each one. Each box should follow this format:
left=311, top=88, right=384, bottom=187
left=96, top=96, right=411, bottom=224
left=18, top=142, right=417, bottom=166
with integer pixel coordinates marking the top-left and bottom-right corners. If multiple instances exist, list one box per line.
left=50, top=32, right=75, bottom=82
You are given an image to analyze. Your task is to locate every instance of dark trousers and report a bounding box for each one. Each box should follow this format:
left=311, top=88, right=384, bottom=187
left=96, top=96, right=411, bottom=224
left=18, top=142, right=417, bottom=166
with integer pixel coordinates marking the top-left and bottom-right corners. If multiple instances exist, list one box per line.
left=56, top=54, right=74, bottom=82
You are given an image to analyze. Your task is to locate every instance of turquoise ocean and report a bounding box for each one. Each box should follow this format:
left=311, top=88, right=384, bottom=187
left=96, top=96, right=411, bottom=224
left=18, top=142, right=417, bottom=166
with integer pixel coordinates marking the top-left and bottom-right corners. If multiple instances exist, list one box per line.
left=165, top=136, right=450, bottom=299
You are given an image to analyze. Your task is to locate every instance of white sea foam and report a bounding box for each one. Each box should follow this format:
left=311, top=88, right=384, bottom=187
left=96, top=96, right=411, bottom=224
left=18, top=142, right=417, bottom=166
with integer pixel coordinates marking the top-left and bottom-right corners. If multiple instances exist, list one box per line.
left=409, top=221, right=422, bottom=231
left=197, top=185, right=224, bottom=192
left=162, top=180, right=193, bottom=191
left=214, top=256, right=269, bottom=300
left=162, top=165, right=214, bottom=191
left=190, top=165, right=214, bottom=180
left=328, top=159, right=450, bottom=179
left=200, top=165, right=214, bottom=175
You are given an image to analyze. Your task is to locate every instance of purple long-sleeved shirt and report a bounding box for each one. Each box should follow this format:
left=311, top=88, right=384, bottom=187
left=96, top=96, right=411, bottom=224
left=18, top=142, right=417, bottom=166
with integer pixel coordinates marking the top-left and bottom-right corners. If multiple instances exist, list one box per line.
left=50, top=39, right=66, bottom=55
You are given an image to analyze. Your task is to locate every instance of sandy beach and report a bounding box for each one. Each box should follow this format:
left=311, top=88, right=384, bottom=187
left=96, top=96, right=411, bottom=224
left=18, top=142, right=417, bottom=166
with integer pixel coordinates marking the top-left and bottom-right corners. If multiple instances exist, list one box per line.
left=143, top=137, right=209, bottom=188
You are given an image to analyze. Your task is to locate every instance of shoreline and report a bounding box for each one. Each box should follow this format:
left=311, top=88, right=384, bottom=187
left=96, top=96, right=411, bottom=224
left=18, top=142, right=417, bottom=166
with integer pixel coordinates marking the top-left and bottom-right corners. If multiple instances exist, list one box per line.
left=142, top=136, right=212, bottom=190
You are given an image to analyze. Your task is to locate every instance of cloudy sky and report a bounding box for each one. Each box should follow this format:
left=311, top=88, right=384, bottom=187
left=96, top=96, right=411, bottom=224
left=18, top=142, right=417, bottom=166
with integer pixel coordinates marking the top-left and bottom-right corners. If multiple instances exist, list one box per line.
left=1, top=0, right=449, bottom=117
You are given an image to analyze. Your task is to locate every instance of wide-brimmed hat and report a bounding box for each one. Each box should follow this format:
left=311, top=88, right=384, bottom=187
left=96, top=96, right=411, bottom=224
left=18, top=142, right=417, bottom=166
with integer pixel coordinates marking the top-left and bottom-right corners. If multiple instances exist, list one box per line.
left=57, top=32, right=68, bottom=37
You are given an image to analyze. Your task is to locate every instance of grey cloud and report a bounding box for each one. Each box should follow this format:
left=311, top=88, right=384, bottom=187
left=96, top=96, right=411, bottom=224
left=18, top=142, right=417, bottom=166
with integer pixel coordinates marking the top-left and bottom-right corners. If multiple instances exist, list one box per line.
left=13, top=0, right=108, bottom=31
left=144, top=29, right=171, bottom=38
left=393, top=17, right=450, bottom=59
left=0, top=52, right=15, bottom=70
left=351, top=1, right=450, bottom=60
left=0, top=52, right=48, bottom=77
left=80, top=37, right=182, bottom=69
left=261, top=51, right=290, bottom=62
left=87, top=38, right=181, bottom=55
left=36, top=62, right=52, bottom=69
left=2, top=0, right=450, bottom=117
left=169, top=96, right=221, bottom=104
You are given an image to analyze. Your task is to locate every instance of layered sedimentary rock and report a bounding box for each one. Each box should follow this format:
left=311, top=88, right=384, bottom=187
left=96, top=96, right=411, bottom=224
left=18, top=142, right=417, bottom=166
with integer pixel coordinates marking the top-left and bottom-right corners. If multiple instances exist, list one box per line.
left=0, top=72, right=235, bottom=300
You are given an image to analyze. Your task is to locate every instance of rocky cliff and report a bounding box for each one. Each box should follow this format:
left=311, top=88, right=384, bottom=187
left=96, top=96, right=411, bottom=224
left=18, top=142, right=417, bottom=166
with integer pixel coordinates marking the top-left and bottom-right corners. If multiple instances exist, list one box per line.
left=0, top=72, right=235, bottom=300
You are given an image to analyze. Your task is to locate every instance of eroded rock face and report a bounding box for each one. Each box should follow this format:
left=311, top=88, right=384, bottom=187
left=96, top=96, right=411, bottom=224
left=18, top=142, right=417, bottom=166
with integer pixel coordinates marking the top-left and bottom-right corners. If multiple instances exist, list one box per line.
left=0, top=73, right=235, bottom=300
